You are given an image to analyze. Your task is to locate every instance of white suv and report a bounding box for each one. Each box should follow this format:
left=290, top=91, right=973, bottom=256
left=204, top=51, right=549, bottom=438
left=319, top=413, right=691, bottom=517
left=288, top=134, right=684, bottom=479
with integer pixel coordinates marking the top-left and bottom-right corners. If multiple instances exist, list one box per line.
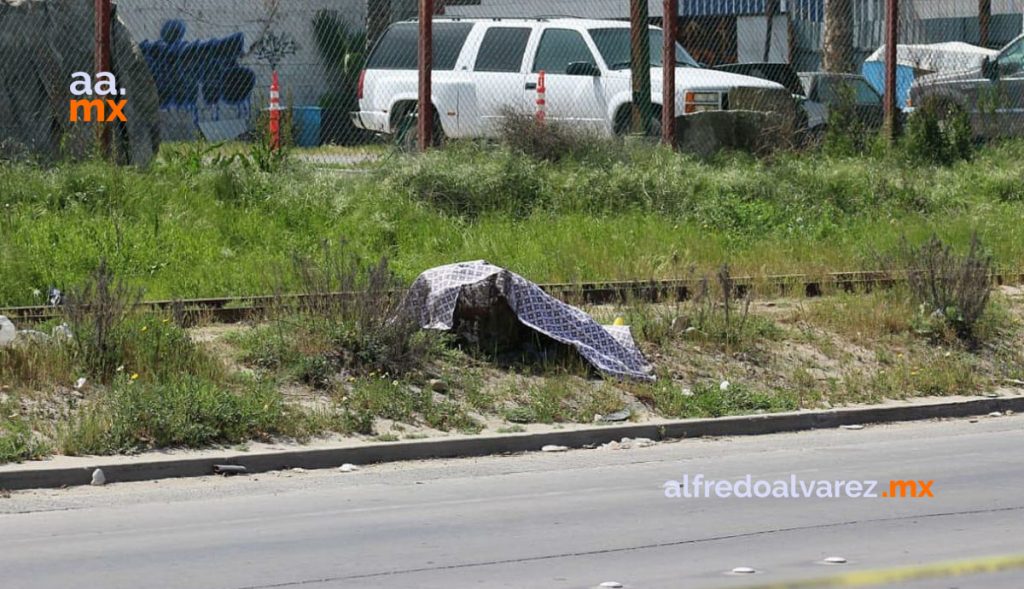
left=351, top=17, right=785, bottom=140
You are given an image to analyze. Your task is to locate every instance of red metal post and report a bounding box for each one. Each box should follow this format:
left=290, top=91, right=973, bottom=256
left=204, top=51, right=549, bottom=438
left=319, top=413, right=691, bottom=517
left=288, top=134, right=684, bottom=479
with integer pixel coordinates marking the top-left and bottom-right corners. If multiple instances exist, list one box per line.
left=535, top=70, right=547, bottom=124
left=269, top=71, right=281, bottom=149
left=94, top=0, right=112, bottom=158
left=418, top=0, right=433, bottom=151
left=662, top=0, right=677, bottom=146
left=883, top=0, right=900, bottom=140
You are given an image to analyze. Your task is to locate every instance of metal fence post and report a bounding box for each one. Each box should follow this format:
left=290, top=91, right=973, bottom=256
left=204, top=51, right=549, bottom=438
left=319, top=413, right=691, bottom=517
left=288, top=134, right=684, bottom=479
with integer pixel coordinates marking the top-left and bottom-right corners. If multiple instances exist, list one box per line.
left=883, top=0, right=900, bottom=140
left=418, top=0, right=433, bottom=152
left=979, top=0, right=991, bottom=47
left=629, top=0, right=652, bottom=134
left=94, top=0, right=112, bottom=159
left=662, top=0, right=677, bottom=146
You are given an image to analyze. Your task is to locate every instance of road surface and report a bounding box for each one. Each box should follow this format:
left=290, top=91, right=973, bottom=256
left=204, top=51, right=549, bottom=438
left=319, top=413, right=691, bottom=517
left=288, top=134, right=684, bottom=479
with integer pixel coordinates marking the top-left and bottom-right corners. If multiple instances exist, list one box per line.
left=2, top=415, right=1023, bottom=588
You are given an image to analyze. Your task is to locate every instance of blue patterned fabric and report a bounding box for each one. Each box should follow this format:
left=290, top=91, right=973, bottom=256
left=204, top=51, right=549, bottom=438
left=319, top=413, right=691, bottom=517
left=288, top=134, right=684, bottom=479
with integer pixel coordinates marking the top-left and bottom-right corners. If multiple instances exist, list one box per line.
left=404, top=261, right=655, bottom=381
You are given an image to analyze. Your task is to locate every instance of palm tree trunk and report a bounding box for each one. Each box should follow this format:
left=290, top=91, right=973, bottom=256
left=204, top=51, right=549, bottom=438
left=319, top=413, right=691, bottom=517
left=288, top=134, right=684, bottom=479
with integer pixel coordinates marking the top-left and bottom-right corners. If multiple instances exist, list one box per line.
left=823, top=0, right=855, bottom=72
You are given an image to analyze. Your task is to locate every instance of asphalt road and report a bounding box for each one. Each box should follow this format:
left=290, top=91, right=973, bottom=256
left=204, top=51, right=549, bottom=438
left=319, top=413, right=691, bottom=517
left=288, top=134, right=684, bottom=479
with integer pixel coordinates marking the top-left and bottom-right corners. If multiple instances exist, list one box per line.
left=2, top=415, right=1023, bottom=589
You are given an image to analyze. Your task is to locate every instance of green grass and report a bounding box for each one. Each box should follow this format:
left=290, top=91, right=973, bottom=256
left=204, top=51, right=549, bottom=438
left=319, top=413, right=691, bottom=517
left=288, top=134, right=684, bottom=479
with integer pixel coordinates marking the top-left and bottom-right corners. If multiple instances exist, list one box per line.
left=3, top=140, right=1024, bottom=306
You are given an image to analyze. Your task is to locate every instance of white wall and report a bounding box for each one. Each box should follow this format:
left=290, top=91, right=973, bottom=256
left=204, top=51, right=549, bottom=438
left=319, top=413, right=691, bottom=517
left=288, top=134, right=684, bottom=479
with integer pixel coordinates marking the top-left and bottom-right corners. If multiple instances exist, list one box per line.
left=737, top=15, right=789, bottom=62
left=117, top=0, right=364, bottom=135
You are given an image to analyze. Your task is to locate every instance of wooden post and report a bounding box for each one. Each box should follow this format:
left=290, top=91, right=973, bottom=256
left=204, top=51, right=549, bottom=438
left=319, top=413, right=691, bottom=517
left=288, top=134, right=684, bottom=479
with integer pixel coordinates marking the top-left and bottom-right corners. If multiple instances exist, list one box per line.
left=662, top=0, right=677, bottom=146
left=884, top=0, right=900, bottom=140
left=94, top=0, right=112, bottom=159
left=629, top=0, right=652, bottom=134
left=979, top=0, right=992, bottom=48
left=418, top=0, right=433, bottom=151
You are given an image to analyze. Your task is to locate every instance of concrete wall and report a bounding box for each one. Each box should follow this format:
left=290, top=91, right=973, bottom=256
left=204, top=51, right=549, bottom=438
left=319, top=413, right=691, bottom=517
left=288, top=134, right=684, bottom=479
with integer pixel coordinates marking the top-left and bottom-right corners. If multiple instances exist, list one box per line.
left=117, top=0, right=364, bottom=139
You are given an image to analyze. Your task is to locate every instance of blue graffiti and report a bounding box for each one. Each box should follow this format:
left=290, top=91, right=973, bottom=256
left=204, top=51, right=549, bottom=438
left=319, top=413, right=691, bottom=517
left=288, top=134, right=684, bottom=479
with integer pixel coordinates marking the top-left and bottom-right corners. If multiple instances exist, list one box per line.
left=139, top=20, right=256, bottom=125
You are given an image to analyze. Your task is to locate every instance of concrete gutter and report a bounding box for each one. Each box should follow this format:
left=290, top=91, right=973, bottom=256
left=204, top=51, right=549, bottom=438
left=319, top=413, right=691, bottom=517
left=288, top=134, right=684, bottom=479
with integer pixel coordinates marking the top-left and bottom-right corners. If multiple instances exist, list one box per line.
left=1, top=396, right=1021, bottom=491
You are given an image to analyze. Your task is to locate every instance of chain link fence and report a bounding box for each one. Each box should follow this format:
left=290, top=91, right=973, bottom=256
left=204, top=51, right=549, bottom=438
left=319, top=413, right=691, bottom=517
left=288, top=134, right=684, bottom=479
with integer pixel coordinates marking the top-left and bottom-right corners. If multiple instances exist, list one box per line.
left=1, top=0, right=1022, bottom=163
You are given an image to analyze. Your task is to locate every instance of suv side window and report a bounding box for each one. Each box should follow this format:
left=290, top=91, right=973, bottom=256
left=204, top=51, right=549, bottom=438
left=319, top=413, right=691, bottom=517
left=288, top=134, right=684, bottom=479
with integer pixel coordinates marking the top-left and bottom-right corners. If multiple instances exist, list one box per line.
left=366, top=22, right=473, bottom=71
left=532, top=29, right=595, bottom=74
left=999, top=38, right=1024, bottom=76
left=474, top=27, right=531, bottom=72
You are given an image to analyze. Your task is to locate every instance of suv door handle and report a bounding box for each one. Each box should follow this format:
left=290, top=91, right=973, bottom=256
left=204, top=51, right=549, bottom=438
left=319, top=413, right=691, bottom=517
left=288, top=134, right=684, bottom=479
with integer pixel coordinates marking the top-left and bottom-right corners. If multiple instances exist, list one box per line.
left=525, top=82, right=537, bottom=90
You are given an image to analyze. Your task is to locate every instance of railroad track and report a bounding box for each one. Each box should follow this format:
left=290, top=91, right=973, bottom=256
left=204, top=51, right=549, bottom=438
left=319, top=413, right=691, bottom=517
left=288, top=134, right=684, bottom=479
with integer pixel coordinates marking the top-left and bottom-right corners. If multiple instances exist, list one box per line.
left=3, top=270, right=1022, bottom=326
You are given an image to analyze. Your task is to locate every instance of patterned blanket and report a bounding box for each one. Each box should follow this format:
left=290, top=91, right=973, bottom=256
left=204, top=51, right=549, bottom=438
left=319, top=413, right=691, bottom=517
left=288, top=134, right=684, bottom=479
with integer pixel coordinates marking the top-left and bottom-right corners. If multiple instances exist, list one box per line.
left=402, top=261, right=654, bottom=381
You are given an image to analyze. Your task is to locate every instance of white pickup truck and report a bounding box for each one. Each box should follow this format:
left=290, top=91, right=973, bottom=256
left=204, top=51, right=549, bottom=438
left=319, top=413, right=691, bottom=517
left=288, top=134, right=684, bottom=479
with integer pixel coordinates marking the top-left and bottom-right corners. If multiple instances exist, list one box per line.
left=351, top=17, right=785, bottom=141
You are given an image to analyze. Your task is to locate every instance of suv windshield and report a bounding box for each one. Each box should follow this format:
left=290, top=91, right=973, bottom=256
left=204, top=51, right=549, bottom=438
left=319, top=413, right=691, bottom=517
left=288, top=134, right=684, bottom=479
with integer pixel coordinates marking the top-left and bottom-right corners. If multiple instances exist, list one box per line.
left=589, top=28, right=699, bottom=69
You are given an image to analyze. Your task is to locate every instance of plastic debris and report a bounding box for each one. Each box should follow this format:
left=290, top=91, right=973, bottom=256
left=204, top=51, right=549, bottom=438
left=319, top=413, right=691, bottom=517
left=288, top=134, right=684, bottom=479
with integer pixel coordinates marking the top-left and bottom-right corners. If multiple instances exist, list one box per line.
left=74, top=377, right=87, bottom=390
left=212, top=464, right=248, bottom=475
left=541, top=444, right=569, bottom=452
left=339, top=463, right=359, bottom=472
left=824, top=556, right=848, bottom=564
left=599, top=582, right=624, bottom=588
left=599, top=409, right=631, bottom=423
left=988, top=411, right=1003, bottom=417
left=91, top=468, right=106, bottom=486
left=720, top=380, right=731, bottom=391
left=841, top=424, right=865, bottom=430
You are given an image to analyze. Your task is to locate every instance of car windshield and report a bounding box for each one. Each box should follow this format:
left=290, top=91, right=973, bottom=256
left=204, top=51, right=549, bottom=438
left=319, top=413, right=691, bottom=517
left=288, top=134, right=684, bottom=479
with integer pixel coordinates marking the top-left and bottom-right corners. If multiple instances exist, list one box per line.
left=589, top=28, right=699, bottom=69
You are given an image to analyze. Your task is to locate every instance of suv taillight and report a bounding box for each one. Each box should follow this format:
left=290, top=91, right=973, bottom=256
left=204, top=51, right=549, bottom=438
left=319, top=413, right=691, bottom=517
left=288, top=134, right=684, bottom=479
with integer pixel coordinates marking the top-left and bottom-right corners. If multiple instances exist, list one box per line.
left=357, top=70, right=366, bottom=101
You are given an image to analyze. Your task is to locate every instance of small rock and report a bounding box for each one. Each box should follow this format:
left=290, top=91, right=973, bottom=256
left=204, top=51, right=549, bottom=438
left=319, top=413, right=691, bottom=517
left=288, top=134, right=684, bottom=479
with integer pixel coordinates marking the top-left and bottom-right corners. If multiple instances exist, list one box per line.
left=823, top=556, right=848, bottom=564
left=428, top=379, right=448, bottom=393
left=0, top=316, right=16, bottom=348
left=988, top=411, right=1003, bottom=418
left=841, top=424, right=865, bottom=430
left=52, top=323, right=74, bottom=340
left=541, top=444, right=569, bottom=453
left=91, top=468, right=106, bottom=486
left=969, top=418, right=979, bottom=423
left=292, top=467, right=307, bottom=473
left=634, top=437, right=655, bottom=448
left=731, top=566, right=757, bottom=574
left=1007, top=410, right=1015, bottom=416
left=600, top=441, right=621, bottom=450
left=339, top=463, right=359, bottom=472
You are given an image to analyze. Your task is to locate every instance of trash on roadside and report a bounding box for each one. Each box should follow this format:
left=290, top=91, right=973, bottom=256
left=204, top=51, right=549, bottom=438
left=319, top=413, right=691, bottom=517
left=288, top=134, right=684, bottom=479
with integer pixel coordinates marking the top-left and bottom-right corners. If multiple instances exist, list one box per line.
left=401, top=261, right=653, bottom=380
left=541, top=444, right=569, bottom=453
left=988, top=411, right=1003, bottom=418
left=598, top=409, right=632, bottom=423
left=339, top=463, right=359, bottom=472
left=91, top=468, right=106, bottom=486
left=840, top=424, right=865, bottom=430
left=212, top=464, right=248, bottom=476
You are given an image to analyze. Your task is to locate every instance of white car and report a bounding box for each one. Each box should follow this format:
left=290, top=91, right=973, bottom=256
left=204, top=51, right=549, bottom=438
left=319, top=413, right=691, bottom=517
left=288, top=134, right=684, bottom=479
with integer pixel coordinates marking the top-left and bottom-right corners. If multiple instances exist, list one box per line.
left=351, top=17, right=785, bottom=141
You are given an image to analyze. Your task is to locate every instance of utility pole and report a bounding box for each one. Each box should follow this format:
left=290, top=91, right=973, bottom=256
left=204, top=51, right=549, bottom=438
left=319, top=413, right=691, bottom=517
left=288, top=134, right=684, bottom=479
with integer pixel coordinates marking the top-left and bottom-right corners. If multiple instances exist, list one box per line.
left=979, top=0, right=991, bottom=47
left=418, top=0, right=433, bottom=151
left=629, top=0, right=653, bottom=134
left=94, top=0, right=112, bottom=159
left=884, top=0, right=900, bottom=140
left=662, top=0, right=677, bottom=146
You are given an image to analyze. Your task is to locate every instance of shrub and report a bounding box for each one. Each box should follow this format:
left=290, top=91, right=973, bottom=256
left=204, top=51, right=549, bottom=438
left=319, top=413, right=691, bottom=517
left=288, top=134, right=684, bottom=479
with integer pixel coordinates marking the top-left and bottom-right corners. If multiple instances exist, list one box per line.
left=497, top=109, right=622, bottom=164
left=59, top=376, right=295, bottom=455
left=902, top=97, right=973, bottom=166
left=63, top=259, right=142, bottom=381
left=897, top=234, right=992, bottom=345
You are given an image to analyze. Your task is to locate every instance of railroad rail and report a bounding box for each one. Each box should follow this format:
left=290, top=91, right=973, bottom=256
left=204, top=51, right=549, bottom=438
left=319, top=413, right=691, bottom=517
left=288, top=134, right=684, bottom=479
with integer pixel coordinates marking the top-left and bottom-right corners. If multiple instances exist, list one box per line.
left=3, top=270, right=1022, bottom=326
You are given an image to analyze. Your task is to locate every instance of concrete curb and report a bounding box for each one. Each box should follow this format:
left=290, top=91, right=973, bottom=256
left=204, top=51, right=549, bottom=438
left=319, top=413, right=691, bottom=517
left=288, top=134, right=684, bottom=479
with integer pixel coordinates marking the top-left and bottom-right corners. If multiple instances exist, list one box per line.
left=2, top=396, right=1021, bottom=491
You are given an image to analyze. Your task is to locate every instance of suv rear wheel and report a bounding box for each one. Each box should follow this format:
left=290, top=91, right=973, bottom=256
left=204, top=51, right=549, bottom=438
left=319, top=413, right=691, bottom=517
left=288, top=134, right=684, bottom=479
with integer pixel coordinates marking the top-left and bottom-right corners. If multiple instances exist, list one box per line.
left=393, top=104, right=445, bottom=151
